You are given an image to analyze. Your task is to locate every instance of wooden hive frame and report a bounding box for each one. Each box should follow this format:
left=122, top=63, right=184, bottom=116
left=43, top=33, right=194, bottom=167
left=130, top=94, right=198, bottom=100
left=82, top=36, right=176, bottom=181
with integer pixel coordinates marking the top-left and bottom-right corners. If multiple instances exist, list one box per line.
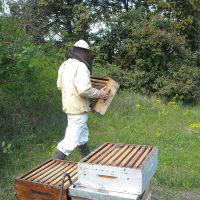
left=15, top=159, right=78, bottom=200
left=90, top=76, right=120, bottom=115
left=82, top=143, right=155, bottom=169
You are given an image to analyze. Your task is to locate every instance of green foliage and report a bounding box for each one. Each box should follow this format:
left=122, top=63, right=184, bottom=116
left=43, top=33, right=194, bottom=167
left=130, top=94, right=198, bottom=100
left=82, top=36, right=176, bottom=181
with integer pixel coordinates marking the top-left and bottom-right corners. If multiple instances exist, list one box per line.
left=166, top=0, right=200, bottom=51
left=157, top=65, right=200, bottom=103
left=0, top=17, right=66, bottom=137
left=133, top=0, right=200, bottom=51
left=8, top=1, right=94, bottom=43
left=95, top=9, right=199, bottom=103
left=0, top=1, right=2, bottom=13
left=1, top=141, right=12, bottom=154
left=0, top=139, right=12, bottom=169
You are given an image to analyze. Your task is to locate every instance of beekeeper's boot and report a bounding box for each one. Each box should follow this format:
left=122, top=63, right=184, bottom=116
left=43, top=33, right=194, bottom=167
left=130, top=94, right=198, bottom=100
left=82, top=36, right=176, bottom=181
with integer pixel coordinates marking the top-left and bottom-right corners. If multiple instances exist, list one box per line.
left=78, top=143, right=90, bottom=158
left=52, top=149, right=66, bottom=160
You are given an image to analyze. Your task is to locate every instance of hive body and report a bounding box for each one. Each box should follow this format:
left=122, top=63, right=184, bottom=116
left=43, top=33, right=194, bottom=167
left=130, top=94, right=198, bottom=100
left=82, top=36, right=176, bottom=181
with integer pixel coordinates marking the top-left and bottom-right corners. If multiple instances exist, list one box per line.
left=76, top=143, right=158, bottom=196
left=15, top=159, right=78, bottom=200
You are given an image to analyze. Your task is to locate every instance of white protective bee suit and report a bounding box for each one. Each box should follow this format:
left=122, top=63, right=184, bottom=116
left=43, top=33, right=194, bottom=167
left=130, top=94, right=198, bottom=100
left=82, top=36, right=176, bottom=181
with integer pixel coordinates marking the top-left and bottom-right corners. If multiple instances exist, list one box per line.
left=56, top=41, right=100, bottom=156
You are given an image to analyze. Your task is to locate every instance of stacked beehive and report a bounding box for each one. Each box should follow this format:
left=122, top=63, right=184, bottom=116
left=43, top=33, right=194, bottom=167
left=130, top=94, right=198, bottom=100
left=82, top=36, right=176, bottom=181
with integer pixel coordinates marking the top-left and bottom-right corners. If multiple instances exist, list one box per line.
left=69, top=143, right=158, bottom=200
left=15, top=77, right=158, bottom=200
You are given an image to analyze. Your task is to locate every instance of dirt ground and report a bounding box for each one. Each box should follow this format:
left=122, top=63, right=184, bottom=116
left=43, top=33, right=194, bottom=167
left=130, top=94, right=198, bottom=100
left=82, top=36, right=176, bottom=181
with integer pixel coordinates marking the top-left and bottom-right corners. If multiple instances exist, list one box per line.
left=152, top=185, right=200, bottom=200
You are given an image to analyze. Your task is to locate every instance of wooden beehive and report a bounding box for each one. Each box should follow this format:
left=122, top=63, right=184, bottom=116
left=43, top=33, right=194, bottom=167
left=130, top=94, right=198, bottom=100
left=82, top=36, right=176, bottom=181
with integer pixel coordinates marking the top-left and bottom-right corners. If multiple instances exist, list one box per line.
left=90, top=76, right=120, bottom=115
left=15, top=159, right=77, bottom=200
left=77, top=143, right=158, bottom=195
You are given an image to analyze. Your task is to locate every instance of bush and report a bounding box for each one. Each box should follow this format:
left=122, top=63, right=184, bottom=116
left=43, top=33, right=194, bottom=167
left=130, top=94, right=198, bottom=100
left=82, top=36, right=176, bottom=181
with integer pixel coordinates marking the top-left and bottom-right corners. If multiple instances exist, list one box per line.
left=157, top=65, right=200, bottom=103
left=0, top=18, right=66, bottom=137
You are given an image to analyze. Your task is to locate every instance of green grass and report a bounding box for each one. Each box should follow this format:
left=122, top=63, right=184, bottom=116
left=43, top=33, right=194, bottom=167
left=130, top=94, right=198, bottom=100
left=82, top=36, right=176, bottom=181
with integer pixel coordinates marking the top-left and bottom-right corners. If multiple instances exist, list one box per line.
left=1, top=91, right=200, bottom=199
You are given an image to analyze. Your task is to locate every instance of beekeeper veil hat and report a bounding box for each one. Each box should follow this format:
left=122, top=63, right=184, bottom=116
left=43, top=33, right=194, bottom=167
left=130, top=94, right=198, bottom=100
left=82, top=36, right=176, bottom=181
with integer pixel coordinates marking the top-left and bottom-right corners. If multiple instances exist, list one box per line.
left=67, top=40, right=96, bottom=73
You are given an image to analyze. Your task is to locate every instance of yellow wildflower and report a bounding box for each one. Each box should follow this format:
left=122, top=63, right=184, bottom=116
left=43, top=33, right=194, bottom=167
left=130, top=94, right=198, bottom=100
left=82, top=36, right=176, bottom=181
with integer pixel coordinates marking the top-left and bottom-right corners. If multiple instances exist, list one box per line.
left=168, top=101, right=176, bottom=105
left=162, top=105, right=169, bottom=114
left=48, top=144, right=57, bottom=156
left=135, top=104, right=141, bottom=109
left=188, top=123, right=200, bottom=130
left=155, top=131, right=161, bottom=138
left=155, top=99, right=161, bottom=104
left=168, top=101, right=178, bottom=109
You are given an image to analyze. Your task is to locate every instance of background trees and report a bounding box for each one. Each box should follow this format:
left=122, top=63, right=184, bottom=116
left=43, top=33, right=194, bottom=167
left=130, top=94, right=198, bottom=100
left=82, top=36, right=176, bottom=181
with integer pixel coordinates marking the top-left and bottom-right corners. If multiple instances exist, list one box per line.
left=95, top=8, right=200, bottom=102
left=1, top=0, right=200, bottom=137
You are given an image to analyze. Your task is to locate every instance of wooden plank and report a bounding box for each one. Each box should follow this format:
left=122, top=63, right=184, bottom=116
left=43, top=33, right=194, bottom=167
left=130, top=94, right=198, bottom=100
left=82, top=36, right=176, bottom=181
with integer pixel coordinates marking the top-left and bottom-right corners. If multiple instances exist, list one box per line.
left=63, top=170, right=78, bottom=187
left=54, top=168, right=77, bottom=188
left=140, top=184, right=151, bottom=200
left=91, top=77, right=108, bottom=82
left=112, top=145, right=134, bottom=166
left=33, top=162, right=64, bottom=182
left=91, top=76, right=109, bottom=82
left=20, top=160, right=55, bottom=180
left=39, top=162, right=70, bottom=184
left=15, top=179, right=66, bottom=200
left=119, top=145, right=140, bottom=167
left=99, top=146, right=122, bottom=165
left=50, top=165, right=77, bottom=186
left=134, top=147, right=152, bottom=168
left=72, top=197, right=90, bottom=200
left=106, top=145, right=129, bottom=165
left=92, top=144, right=118, bottom=164
left=139, top=147, right=157, bottom=169
left=44, top=163, right=73, bottom=184
left=85, top=143, right=113, bottom=163
left=91, top=82, right=106, bottom=87
left=126, top=146, right=146, bottom=168
left=26, top=161, right=59, bottom=181
left=82, top=142, right=110, bottom=163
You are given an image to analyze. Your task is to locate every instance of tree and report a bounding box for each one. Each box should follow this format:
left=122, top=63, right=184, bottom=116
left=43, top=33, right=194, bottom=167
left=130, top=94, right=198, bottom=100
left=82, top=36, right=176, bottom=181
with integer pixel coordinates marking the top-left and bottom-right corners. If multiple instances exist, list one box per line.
left=132, top=0, right=200, bottom=51
left=8, top=0, right=138, bottom=44
left=8, top=0, right=93, bottom=43
left=95, top=8, right=200, bottom=102
left=166, top=0, right=200, bottom=51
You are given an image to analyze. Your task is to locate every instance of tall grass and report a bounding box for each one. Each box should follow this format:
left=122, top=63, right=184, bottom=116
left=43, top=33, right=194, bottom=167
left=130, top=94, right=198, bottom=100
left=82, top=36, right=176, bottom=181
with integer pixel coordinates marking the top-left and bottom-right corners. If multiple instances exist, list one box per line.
left=1, top=91, right=200, bottom=199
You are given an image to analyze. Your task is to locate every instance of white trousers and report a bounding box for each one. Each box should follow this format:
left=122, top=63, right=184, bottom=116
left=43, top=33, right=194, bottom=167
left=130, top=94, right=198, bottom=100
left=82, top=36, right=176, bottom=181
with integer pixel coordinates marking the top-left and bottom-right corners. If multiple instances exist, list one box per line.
left=57, top=113, right=89, bottom=156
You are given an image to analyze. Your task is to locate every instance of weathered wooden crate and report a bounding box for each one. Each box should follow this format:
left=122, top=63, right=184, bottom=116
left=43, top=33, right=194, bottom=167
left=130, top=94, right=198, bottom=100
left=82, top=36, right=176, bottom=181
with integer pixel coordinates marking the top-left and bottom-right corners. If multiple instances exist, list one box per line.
left=15, top=159, right=77, bottom=200
left=77, top=143, right=158, bottom=196
left=90, top=76, right=120, bottom=115
left=69, top=182, right=152, bottom=200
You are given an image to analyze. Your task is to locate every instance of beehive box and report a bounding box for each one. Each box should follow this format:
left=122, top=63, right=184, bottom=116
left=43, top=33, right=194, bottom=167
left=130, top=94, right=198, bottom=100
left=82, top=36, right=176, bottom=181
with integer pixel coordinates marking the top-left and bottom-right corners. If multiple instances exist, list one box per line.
left=69, top=182, right=152, bottom=200
left=15, top=159, right=77, bottom=200
left=77, top=143, right=158, bottom=196
left=90, top=76, right=120, bottom=115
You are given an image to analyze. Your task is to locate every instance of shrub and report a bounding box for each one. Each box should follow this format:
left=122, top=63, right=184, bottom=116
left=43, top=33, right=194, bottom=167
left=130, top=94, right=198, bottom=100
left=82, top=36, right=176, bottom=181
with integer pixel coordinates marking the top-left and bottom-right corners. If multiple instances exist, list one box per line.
left=0, top=18, right=66, bottom=137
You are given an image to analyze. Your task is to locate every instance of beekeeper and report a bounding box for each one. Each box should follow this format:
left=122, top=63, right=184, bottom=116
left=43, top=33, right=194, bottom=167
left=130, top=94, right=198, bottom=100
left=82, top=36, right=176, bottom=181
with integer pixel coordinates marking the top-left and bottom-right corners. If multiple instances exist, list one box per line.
left=52, top=40, right=109, bottom=160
